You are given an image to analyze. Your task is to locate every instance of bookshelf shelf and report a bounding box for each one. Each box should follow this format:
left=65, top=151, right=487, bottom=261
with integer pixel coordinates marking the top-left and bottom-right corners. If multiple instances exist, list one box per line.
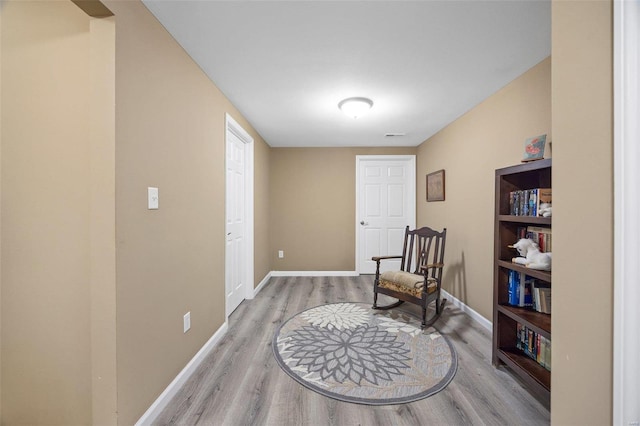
left=496, top=349, right=551, bottom=398
left=497, top=215, right=552, bottom=226
left=493, top=158, right=551, bottom=406
left=497, top=260, right=551, bottom=282
left=497, top=305, right=550, bottom=337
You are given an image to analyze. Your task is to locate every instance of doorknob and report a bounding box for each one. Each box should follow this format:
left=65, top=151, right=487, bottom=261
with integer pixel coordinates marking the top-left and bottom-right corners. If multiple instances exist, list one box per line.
left=360, top=221, right=369, bottom=226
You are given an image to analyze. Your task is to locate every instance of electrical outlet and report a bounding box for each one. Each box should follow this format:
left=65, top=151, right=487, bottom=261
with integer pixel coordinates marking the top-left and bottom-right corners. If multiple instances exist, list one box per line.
left=278, top=250, right=284, bottom=259
left=183, top=312, right=191, bottom=333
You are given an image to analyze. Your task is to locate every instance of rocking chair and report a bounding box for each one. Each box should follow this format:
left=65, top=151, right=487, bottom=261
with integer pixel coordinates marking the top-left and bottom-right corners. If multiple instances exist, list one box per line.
left=372, top=226, right=447, bottom=328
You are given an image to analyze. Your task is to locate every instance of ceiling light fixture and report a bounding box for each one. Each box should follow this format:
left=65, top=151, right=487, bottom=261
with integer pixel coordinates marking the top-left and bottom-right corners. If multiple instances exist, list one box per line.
left=338, top=97, right=373, bottom=119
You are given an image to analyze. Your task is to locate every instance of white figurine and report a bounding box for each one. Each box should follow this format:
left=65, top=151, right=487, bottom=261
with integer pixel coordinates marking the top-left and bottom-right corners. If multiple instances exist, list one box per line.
left=509, top=238, right=552, bottom=271
left=538, top=202, right=552, bottom=218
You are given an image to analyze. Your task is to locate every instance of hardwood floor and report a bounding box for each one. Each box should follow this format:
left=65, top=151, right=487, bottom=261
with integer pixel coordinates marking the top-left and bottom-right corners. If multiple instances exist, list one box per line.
left=154, top=276, right=550, bottom=425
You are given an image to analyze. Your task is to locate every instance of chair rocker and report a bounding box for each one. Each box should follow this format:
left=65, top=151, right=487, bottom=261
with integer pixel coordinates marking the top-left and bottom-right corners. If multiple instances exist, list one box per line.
left=372, top=226, right=447, bottom=328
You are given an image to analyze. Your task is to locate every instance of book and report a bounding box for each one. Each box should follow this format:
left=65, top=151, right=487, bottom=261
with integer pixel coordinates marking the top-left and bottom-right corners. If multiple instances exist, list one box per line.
left=508, top=270, right=520, bottom=306
left=538, top=188, right=552, bottom=204
left=530, top=188, right=551, bottom=217
left=519, top=273, right=534, bottom=308
left=509, top=188, right=551, bottom=217
left=526, top=225, right=552, bottom=252
left=528, top=189, right=538, bottom=216
left=516, top=323, right=550, bottom=370
left=530, top=280, right=551, bottom=314
left=544, top=337, right=551, bottom=371
left=538, top=287, right=552, bottom=314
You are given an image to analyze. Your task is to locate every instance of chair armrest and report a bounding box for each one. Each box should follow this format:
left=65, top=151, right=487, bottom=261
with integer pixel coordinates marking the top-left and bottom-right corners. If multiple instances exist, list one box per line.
left=371, top=255, right=403, bottom=262
left=420, top=263, right=444, bottom=270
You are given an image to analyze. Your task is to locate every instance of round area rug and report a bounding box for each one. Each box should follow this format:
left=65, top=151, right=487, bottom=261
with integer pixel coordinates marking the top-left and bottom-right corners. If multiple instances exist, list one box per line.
left=272, top=302, right=457, bottom=405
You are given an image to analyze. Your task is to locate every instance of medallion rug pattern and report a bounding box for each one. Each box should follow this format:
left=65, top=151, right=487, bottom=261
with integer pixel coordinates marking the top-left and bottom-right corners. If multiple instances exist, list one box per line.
left=273, top=302, right=457, bottom=405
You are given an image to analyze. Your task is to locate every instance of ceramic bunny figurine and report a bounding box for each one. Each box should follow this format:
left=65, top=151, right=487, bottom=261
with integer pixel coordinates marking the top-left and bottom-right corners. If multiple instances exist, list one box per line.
left=509, top=238, right=551, bottom=271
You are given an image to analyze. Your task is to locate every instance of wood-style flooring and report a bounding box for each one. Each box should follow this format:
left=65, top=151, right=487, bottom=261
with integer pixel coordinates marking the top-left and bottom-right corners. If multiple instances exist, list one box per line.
left=154, top=276, right=550, bottom=425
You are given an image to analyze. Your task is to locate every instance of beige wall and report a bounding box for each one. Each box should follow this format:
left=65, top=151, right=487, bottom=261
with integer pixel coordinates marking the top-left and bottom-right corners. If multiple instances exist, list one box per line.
left=103, top=1, right=270, bottom=423
left=1, top=0, right=270, bottom=424
left=254, top=135, right=271, bottom=284
left=1, top=2, right=94, bottom=423
left=551, top=1, right=613, bottom=423
left=416, top=58, right=551, bottom=320
left=88, top=16, right=117, bottom=425
left=270, top=147, right=416, bottom=271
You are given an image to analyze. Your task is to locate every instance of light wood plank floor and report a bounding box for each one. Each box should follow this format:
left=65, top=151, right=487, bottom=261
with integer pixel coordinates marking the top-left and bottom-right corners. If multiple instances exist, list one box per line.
left=154, top=276, right=550, bottom=425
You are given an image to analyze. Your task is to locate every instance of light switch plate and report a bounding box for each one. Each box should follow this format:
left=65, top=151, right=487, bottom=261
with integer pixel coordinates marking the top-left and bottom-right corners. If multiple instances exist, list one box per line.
left=148, top=187, right=159, bottom=209
left=183, top=312, right=191, bottom=333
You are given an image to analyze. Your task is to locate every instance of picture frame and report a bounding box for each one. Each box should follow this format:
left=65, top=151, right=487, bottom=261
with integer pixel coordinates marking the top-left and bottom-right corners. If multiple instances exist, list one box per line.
left=522, top=134, right=547, bottom=162
left=426, top=169, right=445, bottom=202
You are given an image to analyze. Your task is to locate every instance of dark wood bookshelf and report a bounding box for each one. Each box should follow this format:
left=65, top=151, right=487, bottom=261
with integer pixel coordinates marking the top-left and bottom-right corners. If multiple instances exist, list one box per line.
left=493, top=158, right=551, bottom=405
left=496, top=348, right=551, bottom=399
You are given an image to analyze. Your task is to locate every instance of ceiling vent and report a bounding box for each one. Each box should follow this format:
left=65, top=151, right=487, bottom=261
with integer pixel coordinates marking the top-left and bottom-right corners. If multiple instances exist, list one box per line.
left=384, top=133, right=406, bottom=137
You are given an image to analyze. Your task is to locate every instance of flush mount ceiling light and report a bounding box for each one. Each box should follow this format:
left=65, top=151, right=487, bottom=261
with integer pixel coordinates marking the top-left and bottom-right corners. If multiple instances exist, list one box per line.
left=338, top=97, right=373, bottom=119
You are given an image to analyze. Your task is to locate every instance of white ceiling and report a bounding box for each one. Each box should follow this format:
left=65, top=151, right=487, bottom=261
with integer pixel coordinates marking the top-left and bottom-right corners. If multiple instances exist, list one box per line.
left=142, top=0, right=550, bottom=148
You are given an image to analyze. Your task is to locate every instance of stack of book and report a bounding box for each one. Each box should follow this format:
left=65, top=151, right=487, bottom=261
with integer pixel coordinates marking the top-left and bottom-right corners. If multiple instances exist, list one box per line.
left=509, top=188, right=551, bottom=217
left=532, top=282, right=551, bottom=314
left=517, top=323, right=551, bottom=371
left=508, top=270, right=551, bottom=314
left=516, top=225, right=552, bottom=252
left=508, top=270, right=533, bottom=307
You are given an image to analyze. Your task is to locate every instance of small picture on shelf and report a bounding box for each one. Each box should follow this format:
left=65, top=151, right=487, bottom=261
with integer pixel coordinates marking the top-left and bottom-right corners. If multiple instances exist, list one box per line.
left=522, top=134, right=546, bottom=162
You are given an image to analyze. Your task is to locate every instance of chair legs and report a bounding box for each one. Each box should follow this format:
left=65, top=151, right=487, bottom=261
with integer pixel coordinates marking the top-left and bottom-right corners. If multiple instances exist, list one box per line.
left=373, top=288, right=447, bottom=329
left=372, top=282, right=405, bottom=310
left=421, top=297, right=447, bottom=329
left=372, top=296, right=404, bottom=310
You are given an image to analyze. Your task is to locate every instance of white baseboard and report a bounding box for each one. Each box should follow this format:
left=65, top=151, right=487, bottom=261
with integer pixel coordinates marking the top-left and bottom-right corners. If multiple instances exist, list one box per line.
left=270, top=270, right=359, bottom=277
left=253, top=272, right=272, bottom=297
left=135, top=321, right=229, bottom=425
left=441, top=289, right=493, bottom=332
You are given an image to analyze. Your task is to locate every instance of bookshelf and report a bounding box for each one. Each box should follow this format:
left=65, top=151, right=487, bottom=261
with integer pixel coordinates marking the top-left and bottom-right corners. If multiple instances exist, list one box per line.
left=492, top=158, right=551, bottom=405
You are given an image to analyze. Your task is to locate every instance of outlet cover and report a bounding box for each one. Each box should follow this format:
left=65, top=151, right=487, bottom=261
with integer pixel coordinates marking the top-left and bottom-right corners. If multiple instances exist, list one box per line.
left=278, top=250, right=284, bottom=259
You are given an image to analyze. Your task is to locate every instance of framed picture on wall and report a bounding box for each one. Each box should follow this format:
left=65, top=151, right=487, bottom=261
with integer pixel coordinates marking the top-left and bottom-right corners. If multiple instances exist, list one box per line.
left=426, top=169, right=445, bottom=202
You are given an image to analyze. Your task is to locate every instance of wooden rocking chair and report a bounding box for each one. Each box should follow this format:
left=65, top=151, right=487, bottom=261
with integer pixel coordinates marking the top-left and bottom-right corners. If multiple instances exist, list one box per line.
left=372, top=226, right=447, bottom=328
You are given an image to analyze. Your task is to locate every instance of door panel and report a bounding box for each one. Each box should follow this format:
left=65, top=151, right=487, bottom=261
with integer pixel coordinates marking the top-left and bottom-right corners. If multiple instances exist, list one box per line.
left=357, top=156, right=415, bottom=274
left=225, top=131, right=246, bottom=315
left=388, top=184, right=405, bottom=217
left=364, top=184, right=381, bottom=217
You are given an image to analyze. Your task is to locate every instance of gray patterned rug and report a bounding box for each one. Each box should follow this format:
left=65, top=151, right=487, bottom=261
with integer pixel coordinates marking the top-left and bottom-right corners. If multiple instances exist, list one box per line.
left=272, top=302, right=457, bottom=405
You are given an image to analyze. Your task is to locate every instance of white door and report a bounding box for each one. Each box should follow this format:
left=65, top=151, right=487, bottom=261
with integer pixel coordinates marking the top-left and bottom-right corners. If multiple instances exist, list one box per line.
left=226, top=130, right=246, bottom=315
left=356, top=156, right=416, bottom=274
left=225, top=115, right=254, bottom=318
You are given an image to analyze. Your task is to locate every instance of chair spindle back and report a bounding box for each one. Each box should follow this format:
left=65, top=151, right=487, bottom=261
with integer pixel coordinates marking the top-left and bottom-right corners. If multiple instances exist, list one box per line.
left=399, top=226, right=447, bottom=281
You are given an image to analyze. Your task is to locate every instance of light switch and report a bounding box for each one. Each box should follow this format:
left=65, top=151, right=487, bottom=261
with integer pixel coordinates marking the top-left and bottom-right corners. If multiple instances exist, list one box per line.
left=183, top=312, right=191, bottom=333
left=148, top=187, right=159, bottom=209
